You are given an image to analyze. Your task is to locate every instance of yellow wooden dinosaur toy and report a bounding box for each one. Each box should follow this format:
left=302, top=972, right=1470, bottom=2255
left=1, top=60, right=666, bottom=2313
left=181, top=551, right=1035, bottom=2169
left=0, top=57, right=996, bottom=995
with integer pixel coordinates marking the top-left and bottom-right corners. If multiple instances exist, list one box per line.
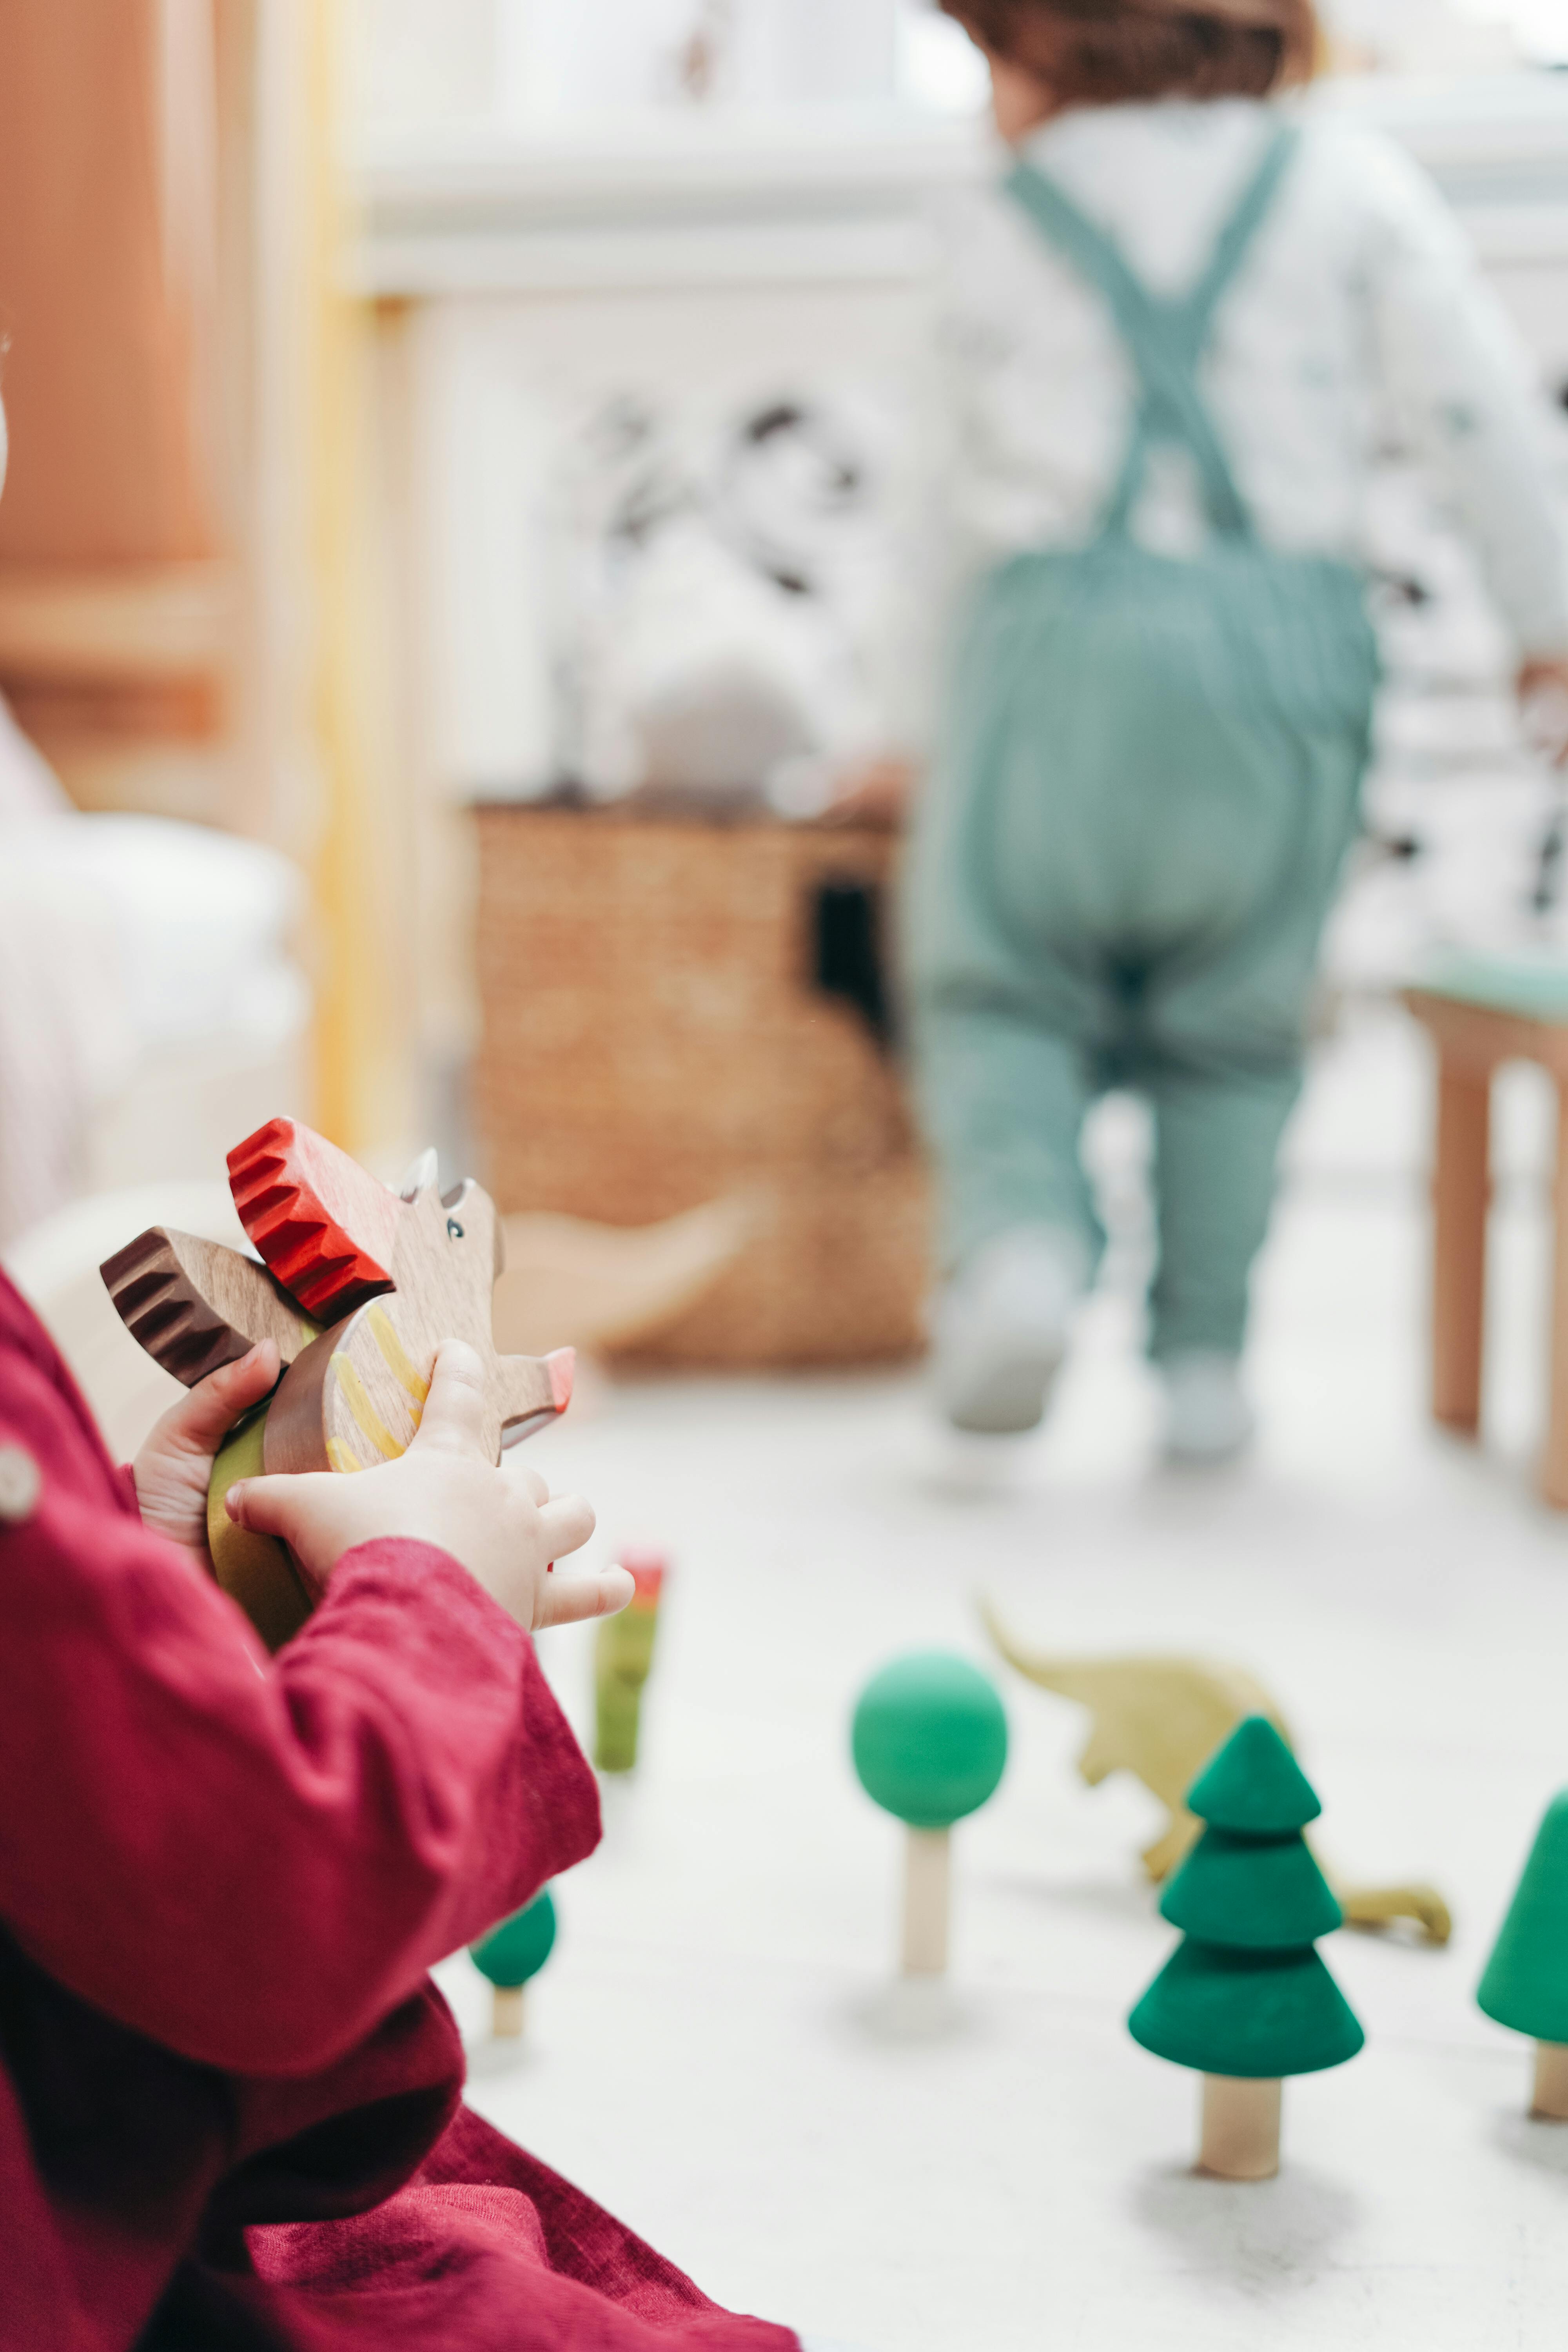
left=980, top=1600, right=1451, bottom=1945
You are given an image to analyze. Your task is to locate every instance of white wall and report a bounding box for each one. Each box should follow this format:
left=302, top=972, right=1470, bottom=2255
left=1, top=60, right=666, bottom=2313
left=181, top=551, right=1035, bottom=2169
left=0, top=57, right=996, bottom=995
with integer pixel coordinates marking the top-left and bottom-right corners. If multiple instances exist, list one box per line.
left=354, top=0, right=988, bottom=129
left=349, top=0, right=498, bottom=128
left=350, top=0, right=1568, bottom=138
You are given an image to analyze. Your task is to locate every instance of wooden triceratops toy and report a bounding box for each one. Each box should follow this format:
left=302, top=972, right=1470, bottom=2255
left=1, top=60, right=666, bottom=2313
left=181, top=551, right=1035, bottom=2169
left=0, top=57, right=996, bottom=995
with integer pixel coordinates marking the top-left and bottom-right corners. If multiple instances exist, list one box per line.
left=981, top=1601, right=1453, bottom=1946
left=102, top=1118, right=573, bottom=1649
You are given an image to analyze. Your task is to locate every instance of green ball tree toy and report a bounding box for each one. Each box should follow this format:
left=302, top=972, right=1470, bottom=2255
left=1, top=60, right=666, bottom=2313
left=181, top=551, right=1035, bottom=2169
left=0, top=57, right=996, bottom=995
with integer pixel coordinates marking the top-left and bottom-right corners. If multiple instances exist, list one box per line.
left=851, top=1653, right=1008, bottom=1977
left=470, top=1887, right=557, bottom=2039
left=1128, top=1716, right=1364, bottom=2179
left=1478, top=1790, right=1568, bottom=2119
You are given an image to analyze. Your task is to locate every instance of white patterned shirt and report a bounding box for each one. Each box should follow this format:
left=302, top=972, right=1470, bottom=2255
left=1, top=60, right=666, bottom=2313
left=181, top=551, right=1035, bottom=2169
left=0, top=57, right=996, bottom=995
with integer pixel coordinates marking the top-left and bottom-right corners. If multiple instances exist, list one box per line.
left=881, top=93, right=1568, bottom=747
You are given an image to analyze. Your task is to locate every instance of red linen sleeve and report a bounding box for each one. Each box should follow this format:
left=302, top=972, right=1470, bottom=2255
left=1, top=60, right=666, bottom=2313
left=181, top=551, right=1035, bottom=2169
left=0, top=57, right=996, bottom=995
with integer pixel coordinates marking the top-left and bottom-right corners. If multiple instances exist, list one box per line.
left=0, top=1354, right=600, bottom=2081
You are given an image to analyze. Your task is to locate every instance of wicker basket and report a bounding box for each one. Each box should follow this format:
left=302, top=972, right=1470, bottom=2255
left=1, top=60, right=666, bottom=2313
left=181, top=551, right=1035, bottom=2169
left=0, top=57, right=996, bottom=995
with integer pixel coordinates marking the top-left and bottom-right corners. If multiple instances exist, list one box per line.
left=474, top=802, right=930, bottom=1366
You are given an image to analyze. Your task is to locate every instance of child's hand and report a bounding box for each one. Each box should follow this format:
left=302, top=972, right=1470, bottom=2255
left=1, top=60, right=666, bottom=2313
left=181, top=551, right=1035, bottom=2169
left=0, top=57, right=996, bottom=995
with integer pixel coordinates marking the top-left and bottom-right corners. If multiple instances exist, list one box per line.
left=225, top=1341, right=629, bottom=1634
left=133, top=1339, right=282, bottom=1573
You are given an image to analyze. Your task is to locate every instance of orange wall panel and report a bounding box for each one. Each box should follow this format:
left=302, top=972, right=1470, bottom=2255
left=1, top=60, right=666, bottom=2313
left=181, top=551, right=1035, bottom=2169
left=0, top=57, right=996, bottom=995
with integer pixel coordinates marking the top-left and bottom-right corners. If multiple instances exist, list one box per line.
left=0, top=1, right=217, bottom=564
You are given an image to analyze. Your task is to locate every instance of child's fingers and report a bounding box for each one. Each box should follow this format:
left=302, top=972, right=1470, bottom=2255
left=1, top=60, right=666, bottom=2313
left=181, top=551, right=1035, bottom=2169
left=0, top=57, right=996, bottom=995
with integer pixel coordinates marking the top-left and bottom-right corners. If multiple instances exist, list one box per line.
left=163, top=1341, right=281, bottom=1456
left=410, top=1342, right=491, bottom=1460
left=534, top=1563, right=635, bottom=1630
left=225, top=1469, right=329, bottom=1541
left=536, top=1493, right=595, bottom=1563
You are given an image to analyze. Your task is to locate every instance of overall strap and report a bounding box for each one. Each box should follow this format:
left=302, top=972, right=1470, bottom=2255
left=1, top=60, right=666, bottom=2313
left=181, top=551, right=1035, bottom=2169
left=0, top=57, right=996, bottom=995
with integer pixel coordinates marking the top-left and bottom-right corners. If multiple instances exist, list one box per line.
left=1005, top=125, right=1300, bottom=543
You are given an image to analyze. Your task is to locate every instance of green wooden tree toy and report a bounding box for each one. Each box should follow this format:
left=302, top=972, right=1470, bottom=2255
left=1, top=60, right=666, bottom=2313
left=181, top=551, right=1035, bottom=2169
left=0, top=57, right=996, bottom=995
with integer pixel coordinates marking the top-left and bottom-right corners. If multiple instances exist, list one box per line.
left=1128, top=1716, right=1364, bottom=2179
left=851, top=1653, right=1008, bottom=1978
left=1478, top=1791, right=1568, bottom=2119
left=470, top=1887, right=557, bottom=2039
left=593, top=1548, right=666, bottom=1773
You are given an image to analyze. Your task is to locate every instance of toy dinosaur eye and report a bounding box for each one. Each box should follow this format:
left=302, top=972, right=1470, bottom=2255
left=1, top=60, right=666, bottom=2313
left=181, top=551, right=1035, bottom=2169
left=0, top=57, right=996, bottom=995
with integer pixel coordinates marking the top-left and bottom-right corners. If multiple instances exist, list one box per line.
left=446, top=1217, right=465, bottom=1240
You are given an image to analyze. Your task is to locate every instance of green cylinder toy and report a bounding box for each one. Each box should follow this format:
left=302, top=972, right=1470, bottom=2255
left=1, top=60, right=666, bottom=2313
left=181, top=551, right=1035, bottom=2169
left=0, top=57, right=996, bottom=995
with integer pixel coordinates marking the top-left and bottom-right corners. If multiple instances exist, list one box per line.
left=594, top=1549, right=666, bottom=1773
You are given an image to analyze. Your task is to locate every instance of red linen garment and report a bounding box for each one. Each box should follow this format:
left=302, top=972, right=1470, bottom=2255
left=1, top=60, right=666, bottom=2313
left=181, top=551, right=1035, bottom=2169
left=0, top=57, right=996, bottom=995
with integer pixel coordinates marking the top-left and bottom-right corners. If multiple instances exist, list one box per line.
left=0, top=1272, right=796, bottom=2352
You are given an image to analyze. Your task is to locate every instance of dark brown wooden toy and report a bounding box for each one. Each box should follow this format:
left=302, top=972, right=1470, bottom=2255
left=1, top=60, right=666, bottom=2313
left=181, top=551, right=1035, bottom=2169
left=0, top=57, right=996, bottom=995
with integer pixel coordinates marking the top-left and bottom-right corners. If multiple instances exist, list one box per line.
left=102, top=1118, right=573, bottom=1647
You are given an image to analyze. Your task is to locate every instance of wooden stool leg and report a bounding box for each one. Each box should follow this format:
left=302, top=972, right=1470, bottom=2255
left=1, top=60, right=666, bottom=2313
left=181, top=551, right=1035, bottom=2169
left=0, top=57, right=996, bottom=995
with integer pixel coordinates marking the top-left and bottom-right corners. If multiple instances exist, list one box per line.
left=1432, top=1057, right=1490, bottom=1436
left=1543, top=1086, right=1568, bottom=1509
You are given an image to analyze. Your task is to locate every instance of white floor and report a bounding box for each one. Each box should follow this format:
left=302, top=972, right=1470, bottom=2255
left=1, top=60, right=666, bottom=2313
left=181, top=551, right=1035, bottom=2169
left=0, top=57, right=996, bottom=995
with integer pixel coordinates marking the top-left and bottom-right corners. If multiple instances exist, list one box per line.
left=435, top=1005, right=1568, bottom=2352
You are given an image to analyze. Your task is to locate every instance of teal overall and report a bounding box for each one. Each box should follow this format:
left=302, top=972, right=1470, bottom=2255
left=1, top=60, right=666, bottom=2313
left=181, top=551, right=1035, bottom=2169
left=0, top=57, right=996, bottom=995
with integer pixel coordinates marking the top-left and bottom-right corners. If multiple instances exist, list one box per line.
left=905, top=128, right=1379, bottom=1360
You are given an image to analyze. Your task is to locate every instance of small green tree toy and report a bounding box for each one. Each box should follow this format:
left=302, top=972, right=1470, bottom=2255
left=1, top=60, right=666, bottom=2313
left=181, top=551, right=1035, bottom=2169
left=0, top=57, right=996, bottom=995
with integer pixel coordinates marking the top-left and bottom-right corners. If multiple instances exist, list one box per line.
left=852, top=1653, right=1008, bottom=1977
left=1478, top=1790, right=1568, bottom=2119
left=470, top=1887, right=557, bottom=2039
left=594, top=1550, right=666, bottom=1773
left=1128, top=1716, right=1364, bottom=2178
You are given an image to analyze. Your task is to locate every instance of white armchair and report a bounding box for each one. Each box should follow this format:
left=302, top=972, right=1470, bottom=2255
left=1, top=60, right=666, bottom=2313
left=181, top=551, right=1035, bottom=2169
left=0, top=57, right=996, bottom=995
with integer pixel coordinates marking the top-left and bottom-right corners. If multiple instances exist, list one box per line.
left=0, top=697, right=310, bottom=1247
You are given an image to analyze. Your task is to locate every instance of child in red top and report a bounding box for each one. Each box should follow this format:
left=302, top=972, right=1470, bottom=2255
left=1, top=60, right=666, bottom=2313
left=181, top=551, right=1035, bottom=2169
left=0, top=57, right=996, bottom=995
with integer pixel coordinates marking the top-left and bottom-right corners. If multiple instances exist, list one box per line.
left=0, top=1272, right=799, bottom=2351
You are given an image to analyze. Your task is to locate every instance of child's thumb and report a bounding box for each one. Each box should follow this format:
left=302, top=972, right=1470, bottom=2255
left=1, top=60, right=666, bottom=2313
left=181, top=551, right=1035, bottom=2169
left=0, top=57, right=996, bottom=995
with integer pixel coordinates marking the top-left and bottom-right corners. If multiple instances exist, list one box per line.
left=410, top=1340, right=490, bottom=1459
left=225, top=1471, right=312, bottom=1541
left=172, top=1340, right=280, bottom=1453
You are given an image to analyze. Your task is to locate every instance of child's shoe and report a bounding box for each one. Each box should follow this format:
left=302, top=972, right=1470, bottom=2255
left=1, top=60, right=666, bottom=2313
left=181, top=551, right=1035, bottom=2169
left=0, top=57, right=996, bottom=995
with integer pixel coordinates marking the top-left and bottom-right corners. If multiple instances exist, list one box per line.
left=931, top=1225, right=1084, bottom=1434
left=1162, top=1351, right=1254, bottom=1464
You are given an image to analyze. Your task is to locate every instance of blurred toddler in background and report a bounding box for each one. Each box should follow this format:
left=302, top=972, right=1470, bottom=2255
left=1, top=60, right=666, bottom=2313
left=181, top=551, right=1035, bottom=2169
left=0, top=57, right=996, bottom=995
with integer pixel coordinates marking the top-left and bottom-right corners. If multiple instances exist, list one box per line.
left=891, top=0, right=1568, bottom=1456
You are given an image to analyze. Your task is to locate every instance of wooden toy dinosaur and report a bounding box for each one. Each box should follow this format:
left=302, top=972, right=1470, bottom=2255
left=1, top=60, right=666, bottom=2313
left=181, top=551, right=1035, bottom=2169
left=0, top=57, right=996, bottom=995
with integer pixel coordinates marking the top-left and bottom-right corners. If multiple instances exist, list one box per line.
left=102, top=1117, right=573, bottom=1648
left=980, top=1601, right=1452, bottom=1945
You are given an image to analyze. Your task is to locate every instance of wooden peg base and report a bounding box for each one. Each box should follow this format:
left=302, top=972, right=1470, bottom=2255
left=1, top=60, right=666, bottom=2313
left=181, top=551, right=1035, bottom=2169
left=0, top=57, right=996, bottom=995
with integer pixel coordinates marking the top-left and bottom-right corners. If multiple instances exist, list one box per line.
left=1197, top=2075, right=1281, bottom=2181
left=902, top=1827, right=951, bottom=1978
left=492, top=1986, right=524, bottom=2039
left=1532, top=2041, right=1568, bottom=2120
